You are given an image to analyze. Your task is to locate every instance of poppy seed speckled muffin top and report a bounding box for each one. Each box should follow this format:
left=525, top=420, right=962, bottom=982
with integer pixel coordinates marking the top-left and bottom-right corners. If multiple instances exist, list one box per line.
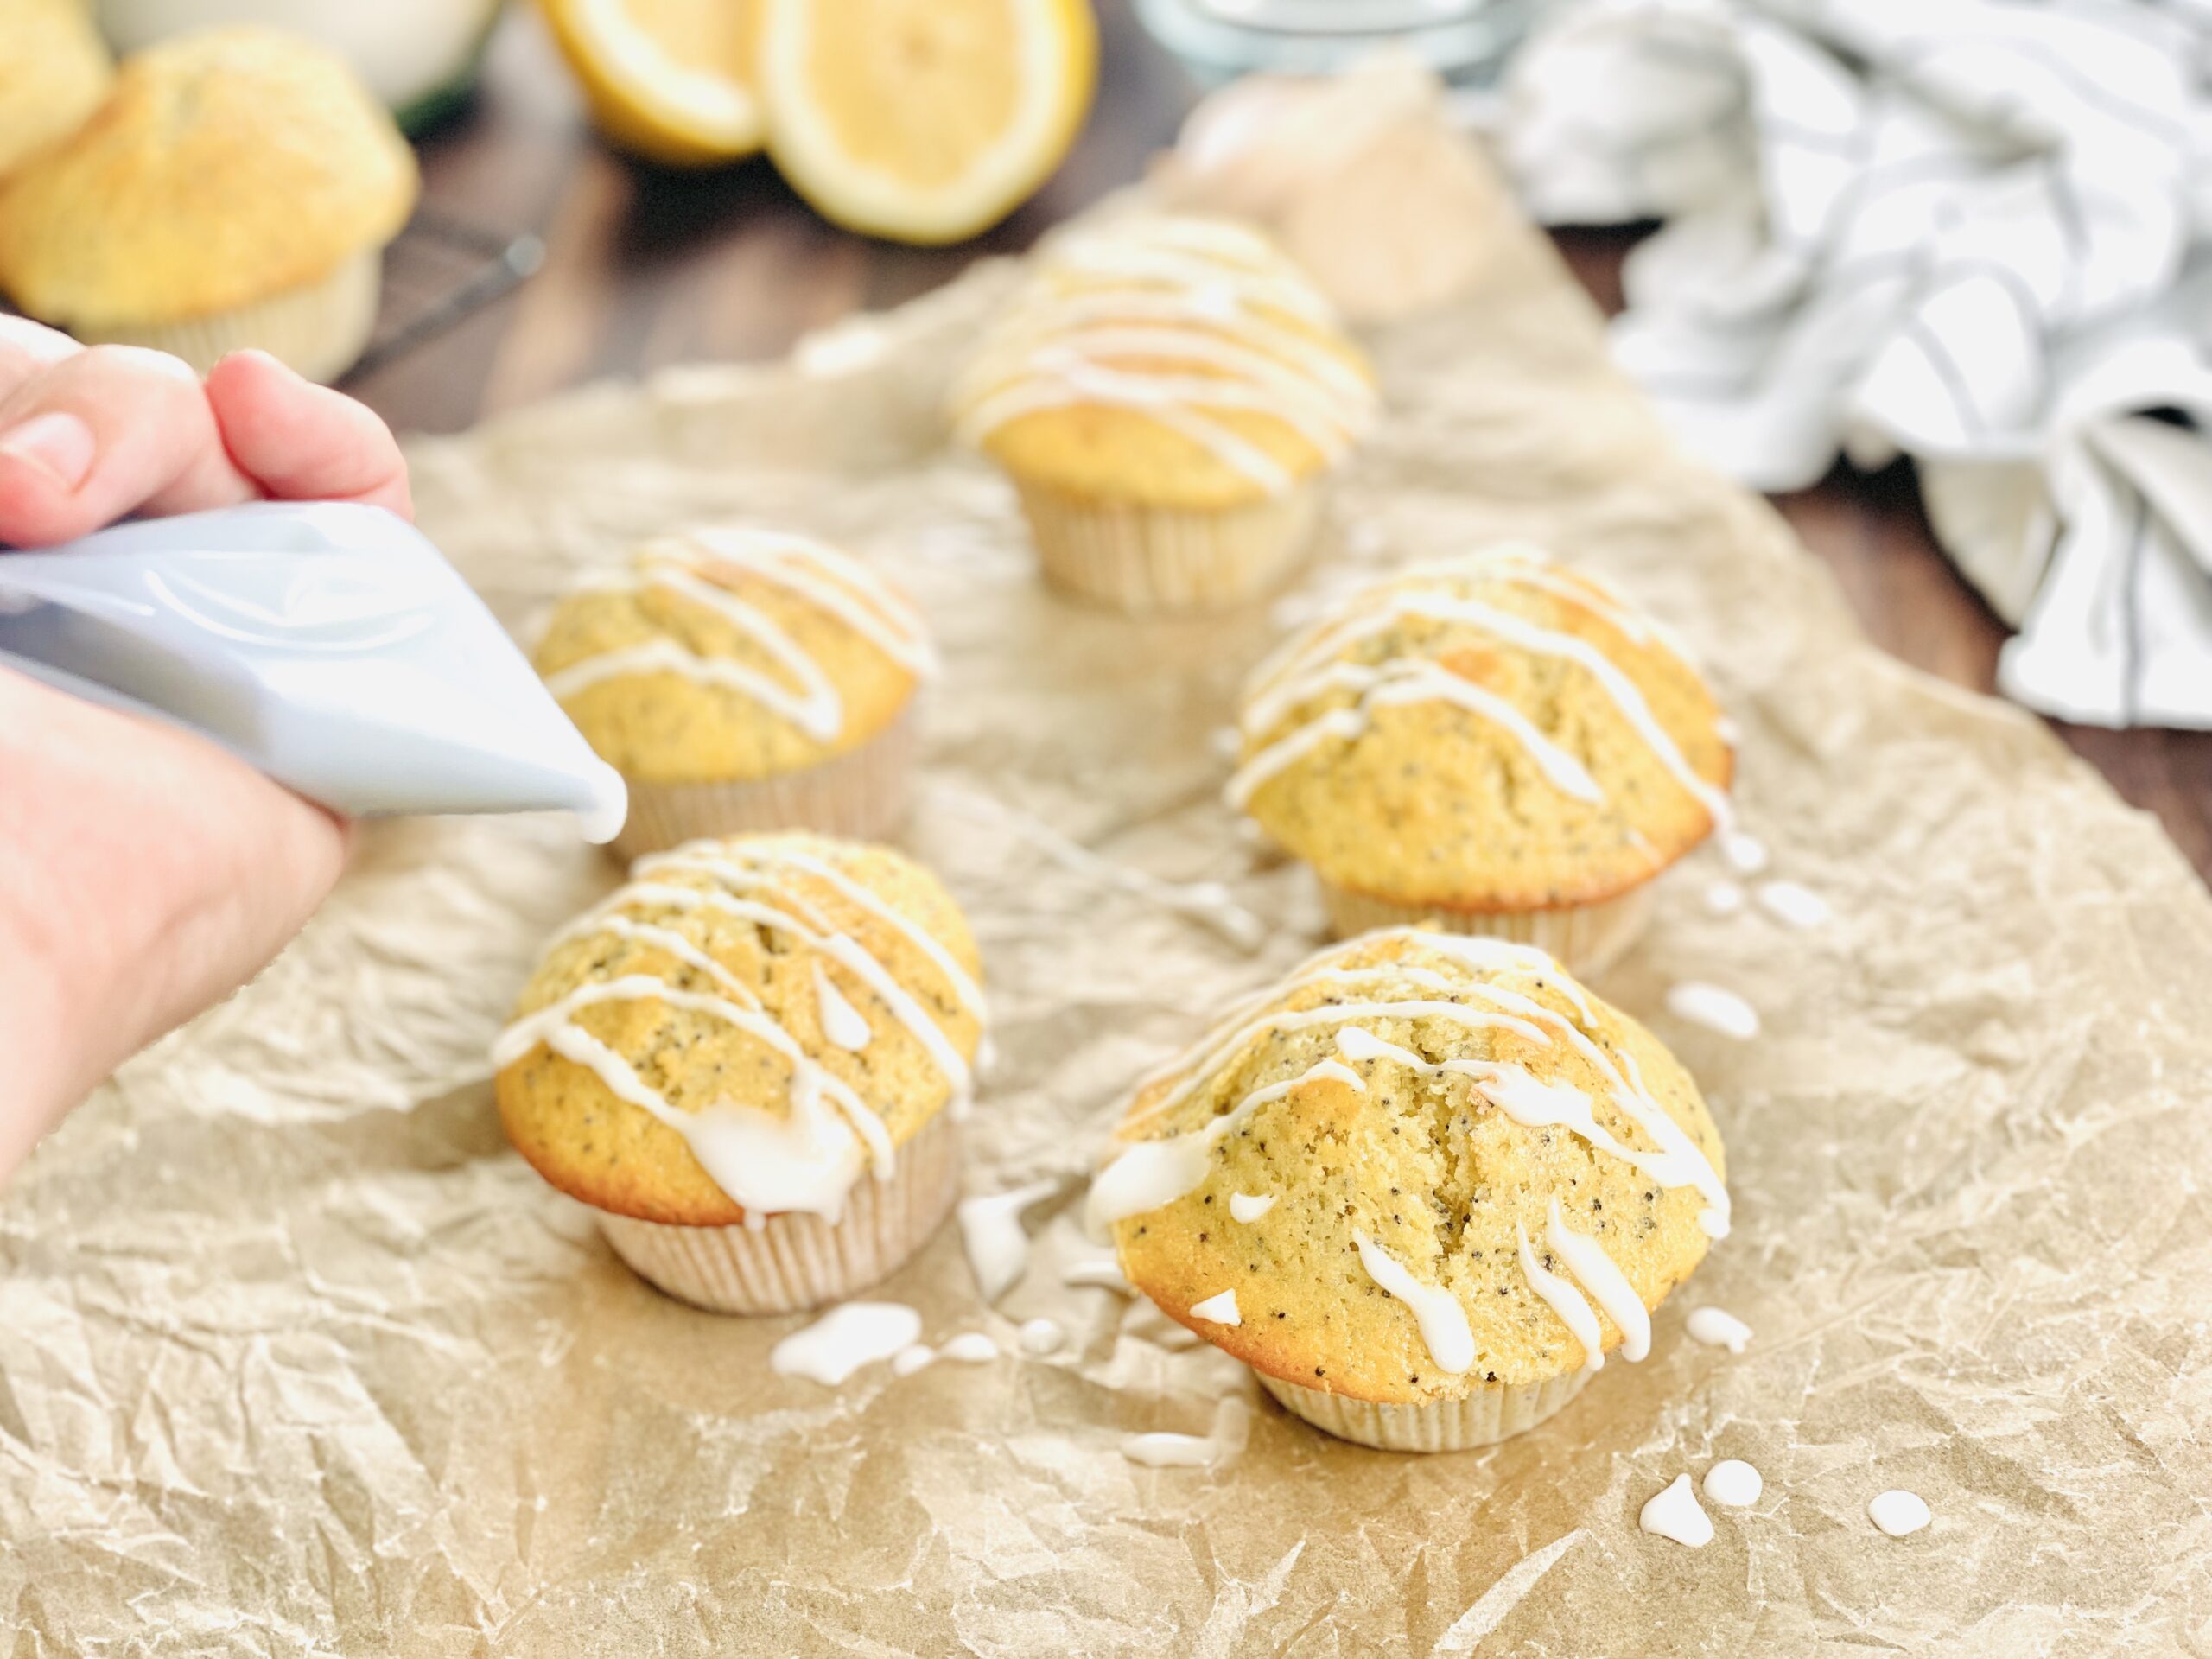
left=1089, top=929, right=1726, bottom=1448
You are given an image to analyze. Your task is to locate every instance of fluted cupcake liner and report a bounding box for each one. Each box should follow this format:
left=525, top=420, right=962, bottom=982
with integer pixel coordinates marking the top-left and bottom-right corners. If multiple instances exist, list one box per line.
left=597, top=1112, right=960, bottom=1315
left=1258, top=1367, right=1591, bottom=1452
left=1319, top=877, right=1658, bottom=980
left=83, top=247, right=383, bottom=384
left=611, top=698, right=920, bottom=862
left=1014, top=477, right=1323, bottom=616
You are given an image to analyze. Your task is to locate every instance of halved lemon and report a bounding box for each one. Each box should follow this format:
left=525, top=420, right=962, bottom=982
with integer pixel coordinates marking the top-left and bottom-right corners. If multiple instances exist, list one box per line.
left=540, top=0, right=765, bottom=166
left=756, top=0, right=1097, bottom=244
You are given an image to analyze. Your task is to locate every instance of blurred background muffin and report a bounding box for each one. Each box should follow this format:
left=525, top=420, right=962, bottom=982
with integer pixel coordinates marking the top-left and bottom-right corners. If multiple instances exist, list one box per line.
left=0, top=0, right=113, bottom=180
left=0, top=26, right=417, bottom=382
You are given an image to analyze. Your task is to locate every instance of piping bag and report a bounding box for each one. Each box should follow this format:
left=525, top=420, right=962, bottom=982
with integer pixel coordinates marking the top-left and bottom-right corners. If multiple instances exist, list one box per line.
left=0, top=501, right=628, bottom=842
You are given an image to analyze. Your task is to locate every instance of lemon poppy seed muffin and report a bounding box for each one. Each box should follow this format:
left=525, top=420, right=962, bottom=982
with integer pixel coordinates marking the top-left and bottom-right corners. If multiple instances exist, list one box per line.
left=0, top=26, right=416, bottom=381
left=494, top=832, right=987, bottom=1313
left=534, top=526, right=937, bottom=860
left=1230, top=544, right=1732, bottom=975
left=0, top=0, right=111, bottom=180
left=1090, top=929, right=1726, bottom=1451
left=950, top=214, right=1377, bottom=614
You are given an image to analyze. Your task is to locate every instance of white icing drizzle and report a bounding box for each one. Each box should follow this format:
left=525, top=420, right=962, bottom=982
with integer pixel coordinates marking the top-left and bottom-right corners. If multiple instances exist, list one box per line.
left=953, top=216, right=1374, bottom=495
left=1188, top=1289, right=1241, bottom=1325
left=1687, top=1306, right=1752, bottom=1353
left=939, top=1332, right=998, bottom=1363
left=1868, top=1489, right=1932, bottom=1536
left=1353, top=1231, right=1474, bottom=1374
left=812, top=962, right=873, bottom=1050
left=1721, top=830, right=1769, bottom=874
left=1229, top=1192, right=1276, bottom=1223
left=1516, top=1219, right=1606, bottom=1376
left=1703, top=1460, right=1763, bottom=1508
left=1233, top=551, right=1728, bottom=828
left=1541, top=1198, right=1650, bottom=1363
left=769, top=1302, right=922, bottom=1386
left=1062, top=1254, right=1132, bottom=1292
left=1757, top=880, right=1831, bottom=928
left=1640, top=1474, right=1714, bottom=1548
left=545, top=530, right=932, bottom=739
left=1665, top=982, right=1761, bottom=1040
left=957, top=1179, right=1058, bottom=1302
left=1121, top=1431, right=1218, bottom=1468
left=892, top=1344, right=938, bottom=1376
left=1018, top=1317, right=1065, bottom=1355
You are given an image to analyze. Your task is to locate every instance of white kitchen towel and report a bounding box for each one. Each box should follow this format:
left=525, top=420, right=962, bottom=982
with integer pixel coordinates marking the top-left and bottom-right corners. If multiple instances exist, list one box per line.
left=1500, top=0, right=2212, bottom=728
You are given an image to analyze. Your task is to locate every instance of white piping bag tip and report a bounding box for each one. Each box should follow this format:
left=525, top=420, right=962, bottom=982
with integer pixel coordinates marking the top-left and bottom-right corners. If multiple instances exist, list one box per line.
left=0, top=500, right=626, bottom=836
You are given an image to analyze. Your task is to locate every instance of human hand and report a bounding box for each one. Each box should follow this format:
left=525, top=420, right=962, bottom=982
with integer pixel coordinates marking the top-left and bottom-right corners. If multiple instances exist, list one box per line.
left=0, top=319, right=411, bottom=1183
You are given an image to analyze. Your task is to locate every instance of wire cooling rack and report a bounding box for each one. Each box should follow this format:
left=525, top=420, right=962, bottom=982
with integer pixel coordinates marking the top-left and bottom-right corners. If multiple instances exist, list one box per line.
left=346, top=208, right=544, bottom=382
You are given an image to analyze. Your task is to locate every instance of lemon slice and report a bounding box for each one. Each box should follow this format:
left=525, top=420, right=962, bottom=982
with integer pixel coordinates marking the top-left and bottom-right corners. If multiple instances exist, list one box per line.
left=756, top=0, right=1097, bottom=244
left=540, top=0, right=764, bottom=166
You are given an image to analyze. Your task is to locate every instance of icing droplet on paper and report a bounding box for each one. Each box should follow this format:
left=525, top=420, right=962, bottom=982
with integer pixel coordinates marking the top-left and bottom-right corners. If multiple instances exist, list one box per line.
left=1702, top=1459, right=1762, bottom=1508
left=1704, top=880, right=1745, bottom=916
left=1721, top=830, right=1769, bottom=874
left=1639, top=1474, right=1714, bottom=1548
left=939, top=1332, right=998, bottom=1363
left=1666, top=982, right=1760, bottom=1039
left=1122, top=1432, right=1216, bottom=1468
left=1868, top=1489, right=1931, bottom=1536
left=1229, top=1192, right=1276, bottom=1223
left=958, top=1179, right=1058, bottom=1301
left=891, top=1344, right=936, bottom=1376
left=1757, top=880, right=1830, bottom=928
left=1062, top=1254, right=1131, bottom=1292
left=1189, top=1289, right=1241, bottom=1325
left=1687, top=1306, right=1752, bottom=1353
left=769, top=1302, right=922, bottom=1386
left=1018, top=1318, right=1065, bottom=1355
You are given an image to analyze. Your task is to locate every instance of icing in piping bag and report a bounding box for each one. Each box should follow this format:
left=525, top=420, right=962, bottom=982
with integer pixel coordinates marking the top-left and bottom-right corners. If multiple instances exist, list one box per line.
left=0, top=501, right=627, bottom=842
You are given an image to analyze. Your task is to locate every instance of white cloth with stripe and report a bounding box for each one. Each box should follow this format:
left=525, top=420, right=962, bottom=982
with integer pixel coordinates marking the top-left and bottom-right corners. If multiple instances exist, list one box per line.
left=1501, top=0, right=2212, bottom=728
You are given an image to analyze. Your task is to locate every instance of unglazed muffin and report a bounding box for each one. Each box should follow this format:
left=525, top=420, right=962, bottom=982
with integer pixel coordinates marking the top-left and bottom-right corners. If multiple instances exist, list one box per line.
left=1089, top=929, right=1726, bottom=1451
left=534, top=526, right=936, bottom=861
left=494, top=832, right=987, bottom=1314
left=1230, top=544, right=1732, bottom=975
left=0, top=0, right=111, bottom=180
left=0, top=27, right=416, bottom=381
left=949, top=214, right=1376, bottom=614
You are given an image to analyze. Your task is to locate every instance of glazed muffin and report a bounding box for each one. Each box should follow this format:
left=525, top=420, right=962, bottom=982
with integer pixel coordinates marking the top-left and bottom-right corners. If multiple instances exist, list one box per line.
left=534, top=525, right=937, bottom=861
left=494, top=832, right=987, bottom=1314
left=1230, top=544, right=1732, bottom=975
left=0, top=0, right=111, bottom=180
left=949, top=214, right=1377, bottom=615
left=1089, top=928, right=1726, bottom=1451
left=0, top=26, right=416, bottom=381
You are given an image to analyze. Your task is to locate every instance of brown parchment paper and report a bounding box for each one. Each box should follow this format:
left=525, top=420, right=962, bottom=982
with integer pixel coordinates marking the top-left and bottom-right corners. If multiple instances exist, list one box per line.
left=10, top=183, right=2212, bottom=1659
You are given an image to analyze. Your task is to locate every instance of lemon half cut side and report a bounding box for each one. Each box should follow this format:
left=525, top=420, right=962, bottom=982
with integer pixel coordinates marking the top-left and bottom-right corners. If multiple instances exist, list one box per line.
left=542, top=0, right=765, bottom=166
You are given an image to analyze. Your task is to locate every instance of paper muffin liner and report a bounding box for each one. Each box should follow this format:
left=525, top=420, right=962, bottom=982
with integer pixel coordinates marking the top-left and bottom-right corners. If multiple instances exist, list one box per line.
left=597, top=1112, right=961, bottom=1315
left=1014, top=476, right=1323, bottom=615
left=1257, top=1367, right=1591, bottom=1452
left=1319, top=876, right=1659, bottom=979
left=611, top=698, right=920, bottom=862
left=80, top=248, right=383, bottom=384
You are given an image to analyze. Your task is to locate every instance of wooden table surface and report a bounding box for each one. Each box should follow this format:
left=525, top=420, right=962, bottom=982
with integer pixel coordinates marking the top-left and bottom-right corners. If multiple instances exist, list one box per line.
left=352, top=2, right=2212, bottom=883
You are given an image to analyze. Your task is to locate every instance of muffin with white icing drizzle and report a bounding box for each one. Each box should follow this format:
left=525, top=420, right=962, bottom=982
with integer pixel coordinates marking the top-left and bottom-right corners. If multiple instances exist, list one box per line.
left=533, top=525, right=936, bottom=860
left=1230, top=544, right=1732, bottom=975
left=494, top=832, right=986, bottom=1314
left=949, top=213, right=1376, bottom=615
left=1090, top=929, right=1726, bottom=1452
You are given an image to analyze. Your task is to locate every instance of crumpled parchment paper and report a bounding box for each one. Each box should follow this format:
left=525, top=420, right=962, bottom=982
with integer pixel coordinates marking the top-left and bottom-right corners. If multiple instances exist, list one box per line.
left=7, top=172, right=2212, bottom=1658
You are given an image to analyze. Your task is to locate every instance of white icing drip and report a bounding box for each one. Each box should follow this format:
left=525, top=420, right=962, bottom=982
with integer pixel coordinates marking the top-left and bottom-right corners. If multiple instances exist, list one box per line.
left=1353, top=1231, right=1474, bottom=1374
left=1542, top=1198, right=1650, bottom=1363
left=1687, top=1306, right=1752, bottom=1353
left=760, top=848, right=987, bottom=1015
left=1188, top=1289, right=1241, bottom=1325
left=543, top=638, right=836, bottom=740
left=1665, top=982, right=1761, bottom=1040
left=769, top=1302, right=921, bottom=1386
left=1516, top=1219, right=1605, bottom=1376
left=938, top=1332, right=998, bottom=1363
left=1062, top=1253, right=1132, bottom=1292
left=1228, top=1192, right=1275, bottom=1223
left=1122, top=1432, right=1217, bottom=1468
left=1868, top=1489, right=1931, bottom=1536
left=684, top=527, right=937, bottom=676
left=1640, top=1475, right=1714, bottom=1548
left=957, top=1179, right=1058, bottom=1301
left=1721, top=830, right=1769, bottom=874
left=1018, top=1318, right=1065, bottom=1355
left=1703, top=1460, right=1763, bottom=1508
left=812, top=962, right=874, bottom=1051
left=892, top=1344, right=937, bottom=1376
left=1757, top=880, right=1830, bottom=928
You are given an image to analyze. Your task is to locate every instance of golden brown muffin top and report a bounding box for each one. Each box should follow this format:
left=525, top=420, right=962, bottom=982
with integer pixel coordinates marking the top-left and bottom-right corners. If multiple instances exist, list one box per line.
left=949, top=214, right=1376, bottom=511
left=0, top=0, right=111, bottom=181
left=0, top=26, right=416, bottom=327
left=494, top=833, right=985, bottom=1228
left=1231, top=546, right=1732, bottom=912
left=1096, top=930, right=1726, bottom=1405
left=532, top=526, right=935, bottom=786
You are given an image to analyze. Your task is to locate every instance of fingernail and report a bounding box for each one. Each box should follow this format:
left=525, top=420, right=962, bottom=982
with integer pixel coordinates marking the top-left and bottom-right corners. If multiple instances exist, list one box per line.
left=0, top=410, right=94, bottom=490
